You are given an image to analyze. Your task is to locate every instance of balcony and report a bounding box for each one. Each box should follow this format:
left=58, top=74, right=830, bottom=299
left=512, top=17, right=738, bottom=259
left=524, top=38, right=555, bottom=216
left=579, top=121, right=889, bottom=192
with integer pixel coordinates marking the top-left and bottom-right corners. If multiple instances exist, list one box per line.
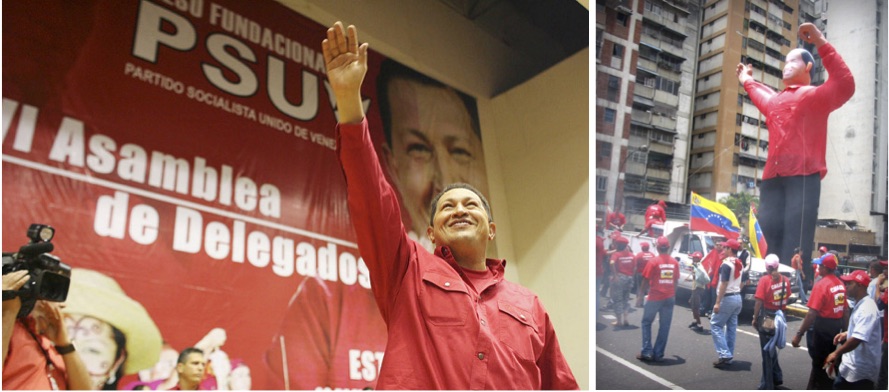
left=643, top=13, right=687, bottom=38
left=638, top=57, right=659, bottom=72
left=654, top=90, right=679, bottom=106
left=635, top=84, right=656, bottom=99
left=750, top=12, right=766, bottom=25
left=648, top=142, right=673, bottom=155
left=651, top=113, right=677, bottom=130
left=632, top=110, right=652, bottom=124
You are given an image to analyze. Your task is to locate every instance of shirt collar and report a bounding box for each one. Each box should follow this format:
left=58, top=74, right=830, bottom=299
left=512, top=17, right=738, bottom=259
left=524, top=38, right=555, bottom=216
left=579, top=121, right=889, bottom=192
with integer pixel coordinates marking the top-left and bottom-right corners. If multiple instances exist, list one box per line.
left=435, top=245, right=506, bottom=279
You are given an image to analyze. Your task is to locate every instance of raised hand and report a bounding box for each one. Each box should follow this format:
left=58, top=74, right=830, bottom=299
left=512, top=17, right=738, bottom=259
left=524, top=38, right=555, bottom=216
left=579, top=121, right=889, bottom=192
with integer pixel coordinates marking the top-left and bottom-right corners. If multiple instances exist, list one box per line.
left=322, top=22, right=369, bottom=124
left=736, top=63, right=754, bottom=84
left=798, top=23, right=826, bottom=47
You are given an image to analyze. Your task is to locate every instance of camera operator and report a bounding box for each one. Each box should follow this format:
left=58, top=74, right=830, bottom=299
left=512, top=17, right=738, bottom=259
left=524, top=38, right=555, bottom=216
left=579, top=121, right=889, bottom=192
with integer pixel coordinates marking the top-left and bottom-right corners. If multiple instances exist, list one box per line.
left=3, top=270, right=91, bottom=390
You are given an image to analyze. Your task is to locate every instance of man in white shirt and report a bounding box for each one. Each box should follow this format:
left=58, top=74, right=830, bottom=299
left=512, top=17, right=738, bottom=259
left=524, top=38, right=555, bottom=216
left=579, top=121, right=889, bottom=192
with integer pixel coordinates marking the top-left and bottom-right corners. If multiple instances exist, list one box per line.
left=825, top=270, right=881, bottom=389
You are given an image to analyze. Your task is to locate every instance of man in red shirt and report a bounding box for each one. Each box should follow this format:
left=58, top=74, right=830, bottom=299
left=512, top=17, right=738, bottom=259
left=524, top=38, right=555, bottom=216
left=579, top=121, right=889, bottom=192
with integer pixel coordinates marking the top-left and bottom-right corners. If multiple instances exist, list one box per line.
left=791, top=253, right=847, bottom=389
left=610, top=236, right=635, bottom=327
left=634, top=242, right=656, bottom=308
left=3, top=270, right=92, bottom=390
left=636, top=236, right=679, bottom=362
left=752, top=254, right=792, bottom=389
left=641, top=201, right=667, bottom=236
left=172, top=348, right=206, bottom=390
left=323, top=22, right=578, bottom=389
left=738, top=23, right=854, bottom=278
left=606, top=211, right=626, bottom=231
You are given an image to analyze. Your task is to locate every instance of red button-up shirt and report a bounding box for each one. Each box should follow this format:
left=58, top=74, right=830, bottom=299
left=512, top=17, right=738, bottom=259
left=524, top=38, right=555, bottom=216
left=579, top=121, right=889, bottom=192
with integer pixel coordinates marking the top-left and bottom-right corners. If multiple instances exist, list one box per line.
left=743, top=43, right=855, bottom=180
left=336, top=119, right=578, bottom=390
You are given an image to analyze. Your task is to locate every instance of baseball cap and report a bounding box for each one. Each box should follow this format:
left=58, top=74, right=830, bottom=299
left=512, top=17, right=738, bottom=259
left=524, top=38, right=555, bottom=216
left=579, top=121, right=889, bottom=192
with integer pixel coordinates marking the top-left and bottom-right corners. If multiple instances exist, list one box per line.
left=658, top=200, right=666, bottom=207
left=640, top=242, right=650, bottom=250
left=880, top=260, right=887, bottom=267
left=764, top=254, right=780, bottom=269
left=840, top=270, right=871, bottom=287
left=691, top=251, right=703, bottom=259
left=820, top=253, right=838, bottom=270
left=819, top=246, right=828, bottom=253
left=614, top=236, right=629, bottom=245
left=720, top=238, right=741, bottom=251
left=656, top=236, right=670, bottom=248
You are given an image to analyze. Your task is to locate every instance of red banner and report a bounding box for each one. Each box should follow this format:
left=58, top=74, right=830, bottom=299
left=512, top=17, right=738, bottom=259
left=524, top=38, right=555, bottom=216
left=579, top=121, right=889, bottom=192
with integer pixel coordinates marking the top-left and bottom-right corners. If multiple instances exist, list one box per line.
left=2, top=0, right=488, bottom=390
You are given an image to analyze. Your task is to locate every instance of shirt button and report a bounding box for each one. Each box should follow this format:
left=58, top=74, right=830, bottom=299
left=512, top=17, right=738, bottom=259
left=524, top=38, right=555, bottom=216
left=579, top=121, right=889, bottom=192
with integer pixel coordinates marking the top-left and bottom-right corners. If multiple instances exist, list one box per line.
left=477, top=352, right=485, bottom=360
left=520, top=314, right=527, bottom=321
left=480, top=319, right=487, bottom=326
left=444, top=282, right=451, bottom=287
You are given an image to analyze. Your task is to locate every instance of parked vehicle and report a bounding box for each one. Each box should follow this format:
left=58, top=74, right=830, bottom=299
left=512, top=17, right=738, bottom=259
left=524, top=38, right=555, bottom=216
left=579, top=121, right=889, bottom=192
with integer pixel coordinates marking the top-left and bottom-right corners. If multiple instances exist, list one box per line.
left=605, top=221, right=798, bottom=313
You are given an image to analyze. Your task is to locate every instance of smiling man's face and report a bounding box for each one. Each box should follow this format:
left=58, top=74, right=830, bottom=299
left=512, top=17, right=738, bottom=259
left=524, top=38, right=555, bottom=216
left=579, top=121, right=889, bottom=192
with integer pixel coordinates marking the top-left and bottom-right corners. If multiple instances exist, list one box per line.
left=427, top=188, right=494, bottom=249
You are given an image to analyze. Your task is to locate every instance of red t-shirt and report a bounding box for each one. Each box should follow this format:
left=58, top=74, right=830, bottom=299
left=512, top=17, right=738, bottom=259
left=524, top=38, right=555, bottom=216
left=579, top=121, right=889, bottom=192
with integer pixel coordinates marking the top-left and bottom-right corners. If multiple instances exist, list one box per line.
left=607, top=212, right=626, bottom=227
left=806, top=273, right=846, bottom=318
left=754, top=274, right=791, bottom=311
left=634, top=251, right=655, bottom=274
left=642, top=254, right=679, bottom=301
left=644, top=204, right=666, bottom=224
left=791, top=254, right=803, bottom=271
left=611, top=250, right=635, bottom=277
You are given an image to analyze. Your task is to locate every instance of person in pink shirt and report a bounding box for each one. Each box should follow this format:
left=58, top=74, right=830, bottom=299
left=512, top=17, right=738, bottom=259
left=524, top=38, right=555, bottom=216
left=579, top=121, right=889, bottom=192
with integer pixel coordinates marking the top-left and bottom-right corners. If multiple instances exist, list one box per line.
left=737, top=23, right=854, bottom=280
left=322, top=22, right=578, bottom=389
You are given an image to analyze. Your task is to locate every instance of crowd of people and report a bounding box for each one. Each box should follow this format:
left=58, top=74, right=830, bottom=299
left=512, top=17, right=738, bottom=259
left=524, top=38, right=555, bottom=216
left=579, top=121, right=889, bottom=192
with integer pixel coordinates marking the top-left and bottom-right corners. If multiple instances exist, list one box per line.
left=596, top=225, right=888, bottom=390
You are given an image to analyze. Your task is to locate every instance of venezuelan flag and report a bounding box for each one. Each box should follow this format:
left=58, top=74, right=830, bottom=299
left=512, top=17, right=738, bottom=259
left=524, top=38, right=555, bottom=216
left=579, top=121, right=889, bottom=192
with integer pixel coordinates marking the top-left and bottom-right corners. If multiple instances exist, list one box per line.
left=690, top=192, right=740, bottom=239
left=749, top=204, right=768, bottom=259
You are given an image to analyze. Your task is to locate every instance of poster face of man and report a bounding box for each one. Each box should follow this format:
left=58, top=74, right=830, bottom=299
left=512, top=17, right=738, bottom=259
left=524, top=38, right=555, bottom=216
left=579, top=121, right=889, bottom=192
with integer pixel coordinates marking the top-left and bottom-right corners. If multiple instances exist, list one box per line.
left=382, top=77, right=489, bottom=249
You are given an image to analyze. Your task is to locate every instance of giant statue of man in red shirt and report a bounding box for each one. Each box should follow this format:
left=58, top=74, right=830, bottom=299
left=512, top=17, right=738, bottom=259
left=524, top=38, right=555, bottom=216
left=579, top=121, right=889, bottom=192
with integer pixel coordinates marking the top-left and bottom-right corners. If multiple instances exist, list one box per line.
left=736, top=23, right=854, bottom=277
left=321, top=22, right=578, bottom=390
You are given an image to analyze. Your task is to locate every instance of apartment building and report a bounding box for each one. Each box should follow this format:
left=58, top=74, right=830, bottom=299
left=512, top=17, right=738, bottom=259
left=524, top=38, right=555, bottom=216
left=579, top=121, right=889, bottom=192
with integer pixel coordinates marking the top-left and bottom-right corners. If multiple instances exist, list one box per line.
left=596, top=0, right=702, bottom=229
left=689, top=0, right=799, bottom=201
left=804, top=0, right=888, bottom=258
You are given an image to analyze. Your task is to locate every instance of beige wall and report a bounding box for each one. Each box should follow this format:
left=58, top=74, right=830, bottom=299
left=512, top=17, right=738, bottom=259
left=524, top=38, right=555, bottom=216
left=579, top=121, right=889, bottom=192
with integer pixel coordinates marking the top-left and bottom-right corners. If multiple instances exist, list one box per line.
left=488, top=49, right=590, bottom=388
left=278, top=0, right=590, bottom=388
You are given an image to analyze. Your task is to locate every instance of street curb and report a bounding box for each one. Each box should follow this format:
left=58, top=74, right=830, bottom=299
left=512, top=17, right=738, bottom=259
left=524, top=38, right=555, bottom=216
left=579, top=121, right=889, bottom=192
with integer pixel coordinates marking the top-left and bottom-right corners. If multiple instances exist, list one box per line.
left=785, top=303, right=809, bottom=318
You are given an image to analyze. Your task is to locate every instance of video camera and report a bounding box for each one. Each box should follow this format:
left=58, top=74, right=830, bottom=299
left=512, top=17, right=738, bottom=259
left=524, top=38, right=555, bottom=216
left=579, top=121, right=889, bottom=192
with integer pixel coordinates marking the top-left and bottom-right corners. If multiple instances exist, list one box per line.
left=2, top=224, right=71, bottom=318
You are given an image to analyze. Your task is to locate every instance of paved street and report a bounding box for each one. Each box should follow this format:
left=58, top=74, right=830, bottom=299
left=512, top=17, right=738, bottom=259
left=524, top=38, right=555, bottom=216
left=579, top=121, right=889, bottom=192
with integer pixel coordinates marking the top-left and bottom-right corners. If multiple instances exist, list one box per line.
left=595, top=290, right=817, bottom=390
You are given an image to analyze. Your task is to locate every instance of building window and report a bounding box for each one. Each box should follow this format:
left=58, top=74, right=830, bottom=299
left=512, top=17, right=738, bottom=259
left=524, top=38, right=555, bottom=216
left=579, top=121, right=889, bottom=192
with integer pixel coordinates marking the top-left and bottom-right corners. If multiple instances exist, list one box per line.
left=604, top=108, right=617, bottom=123
left=608, top=76, right=620, bottom=101
left=613, top=44, right=624, bottom=60
left=596, top=28, right=604, bottom=60
left=616, top=12, right=629, bottom=27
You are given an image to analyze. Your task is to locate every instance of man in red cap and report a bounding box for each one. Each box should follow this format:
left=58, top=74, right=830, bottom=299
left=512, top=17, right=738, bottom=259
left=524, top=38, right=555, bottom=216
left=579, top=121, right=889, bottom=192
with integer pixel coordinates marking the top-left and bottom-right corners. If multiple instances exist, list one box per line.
left=685, top=251, right=708, bottom=332
left=636, top=236, right=679, bottom=362
left=710, top=239, right=744, bottom=368
left=641, top=201, right=667, bottom=236
left=825, top=270, right=881, bottom=389
left=610, top=236, right=635, bottom=328
left=791, top=253, right=847, bottom=389
left=634, top=242, right=656, bottom=308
